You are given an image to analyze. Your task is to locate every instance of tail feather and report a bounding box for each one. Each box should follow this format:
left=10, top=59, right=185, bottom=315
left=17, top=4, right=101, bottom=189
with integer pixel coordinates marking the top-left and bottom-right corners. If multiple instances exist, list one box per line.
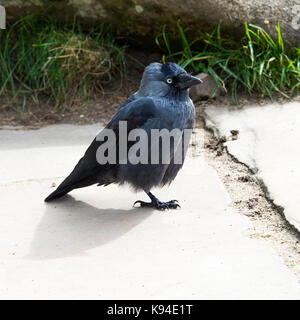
left=44, top=139, right=111, bottom=202
left=44, top=168, right=99, bottom=202
left=44, top=186, right=73, bottom=202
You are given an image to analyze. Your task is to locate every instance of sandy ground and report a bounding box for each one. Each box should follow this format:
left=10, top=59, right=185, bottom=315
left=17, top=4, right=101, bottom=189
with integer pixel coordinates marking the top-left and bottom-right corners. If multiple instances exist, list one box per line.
left=200, top=122, right=300, bottom=279
left=204, top=99, right=300, bottom=232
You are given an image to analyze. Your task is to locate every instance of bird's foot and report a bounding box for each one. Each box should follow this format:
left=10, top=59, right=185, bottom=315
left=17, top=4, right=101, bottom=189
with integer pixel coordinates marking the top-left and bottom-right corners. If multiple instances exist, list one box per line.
left=133, top=199, right=180, bottom=210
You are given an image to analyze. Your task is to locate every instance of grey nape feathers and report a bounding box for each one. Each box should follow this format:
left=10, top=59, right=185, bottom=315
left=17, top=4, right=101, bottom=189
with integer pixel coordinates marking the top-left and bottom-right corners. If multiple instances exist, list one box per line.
left=45, top=62, right=202, bottom=209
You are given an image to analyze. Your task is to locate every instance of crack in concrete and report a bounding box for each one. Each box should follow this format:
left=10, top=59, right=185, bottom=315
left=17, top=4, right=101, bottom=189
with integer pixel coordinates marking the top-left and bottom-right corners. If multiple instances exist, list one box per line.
left=200, top=116, right=300, bottom=280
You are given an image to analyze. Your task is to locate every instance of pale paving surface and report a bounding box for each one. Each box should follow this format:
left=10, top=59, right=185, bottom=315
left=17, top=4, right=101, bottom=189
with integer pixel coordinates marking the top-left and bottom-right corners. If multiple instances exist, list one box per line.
left=205, top=101, right=300, bottom=232
left=0, top=124, right=300, bottom=299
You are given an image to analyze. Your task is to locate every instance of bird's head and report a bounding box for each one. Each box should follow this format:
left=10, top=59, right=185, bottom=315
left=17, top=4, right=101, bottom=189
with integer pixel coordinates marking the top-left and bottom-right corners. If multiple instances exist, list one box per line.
left=138, top=62, right=202, bottom=98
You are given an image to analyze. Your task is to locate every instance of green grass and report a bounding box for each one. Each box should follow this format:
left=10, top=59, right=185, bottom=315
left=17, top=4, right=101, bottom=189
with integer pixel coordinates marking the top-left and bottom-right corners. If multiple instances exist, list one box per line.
left=0, top=15, right=126, bottom=109
left=156, top=22, right=300, bottom=102
left=2, top=16, right=299, bottom=112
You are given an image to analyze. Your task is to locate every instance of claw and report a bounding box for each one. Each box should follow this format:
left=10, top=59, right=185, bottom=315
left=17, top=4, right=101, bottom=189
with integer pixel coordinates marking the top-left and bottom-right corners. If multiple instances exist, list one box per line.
left=167, top=201, right=181, bottom=209
left=133, top=200, right=152, bottom=208
left=133, top=200, right=141, bottom=208
left=133, top=198, right=181, bottom=210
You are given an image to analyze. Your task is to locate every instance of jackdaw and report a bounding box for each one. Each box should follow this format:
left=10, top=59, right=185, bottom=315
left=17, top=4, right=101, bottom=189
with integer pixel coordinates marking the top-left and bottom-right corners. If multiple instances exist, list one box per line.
left=45, top=62, right=202, bottom=209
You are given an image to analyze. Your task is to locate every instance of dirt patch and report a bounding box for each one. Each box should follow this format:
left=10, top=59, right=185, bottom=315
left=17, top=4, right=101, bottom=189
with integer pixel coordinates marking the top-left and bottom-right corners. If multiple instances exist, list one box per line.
left=201, top=119, right=300, bottom=279
left=0, top=73, right=140, bottom=130
left=0, top=91, right=130, bottom=130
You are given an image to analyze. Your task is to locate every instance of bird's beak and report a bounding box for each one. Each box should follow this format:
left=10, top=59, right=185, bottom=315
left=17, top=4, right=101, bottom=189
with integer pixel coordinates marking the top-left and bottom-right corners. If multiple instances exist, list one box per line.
left=176, top=73, right=203, bottom=89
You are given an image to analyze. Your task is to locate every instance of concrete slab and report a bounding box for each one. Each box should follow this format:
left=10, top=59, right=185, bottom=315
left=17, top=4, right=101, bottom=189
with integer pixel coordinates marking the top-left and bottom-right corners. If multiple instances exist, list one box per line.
left=1, top=124, right=300, bottom=299
left=205, top=101, right=300, bottom=232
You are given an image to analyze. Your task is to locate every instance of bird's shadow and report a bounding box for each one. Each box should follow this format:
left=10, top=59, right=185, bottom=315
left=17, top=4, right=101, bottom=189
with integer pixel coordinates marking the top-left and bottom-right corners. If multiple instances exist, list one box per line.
left=27, top=195, right=153, bottom=260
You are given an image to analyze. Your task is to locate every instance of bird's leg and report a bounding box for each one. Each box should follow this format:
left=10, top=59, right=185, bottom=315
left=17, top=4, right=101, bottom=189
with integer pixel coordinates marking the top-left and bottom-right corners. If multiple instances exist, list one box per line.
left=134, top=191, right=180, bottom=210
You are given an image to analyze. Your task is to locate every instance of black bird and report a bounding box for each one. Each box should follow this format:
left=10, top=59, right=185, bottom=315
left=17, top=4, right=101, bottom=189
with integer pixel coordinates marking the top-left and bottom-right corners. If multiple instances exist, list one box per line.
left=45, top=62, right=202, bottom=209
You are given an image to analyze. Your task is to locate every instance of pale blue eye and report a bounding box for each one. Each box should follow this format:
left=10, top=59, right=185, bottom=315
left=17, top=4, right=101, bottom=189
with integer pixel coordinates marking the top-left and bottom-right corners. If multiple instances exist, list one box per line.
left=166, top=78, right=173, bottom=84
